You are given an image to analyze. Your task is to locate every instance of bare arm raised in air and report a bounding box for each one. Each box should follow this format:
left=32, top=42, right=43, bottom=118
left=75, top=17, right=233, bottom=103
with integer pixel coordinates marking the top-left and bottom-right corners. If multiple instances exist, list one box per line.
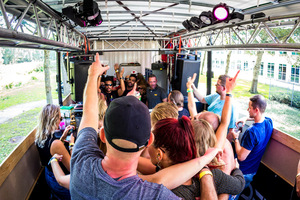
left=187, top=73, right=198, bottom=119
left=215, top=70, right=240, bottom=150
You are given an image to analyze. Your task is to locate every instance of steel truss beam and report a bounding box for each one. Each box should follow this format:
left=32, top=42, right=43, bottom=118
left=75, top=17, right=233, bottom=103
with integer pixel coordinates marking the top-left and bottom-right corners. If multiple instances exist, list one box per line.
left=171, top=13, right=300, bottom=52
left=0, top=0, right=85, bottom=51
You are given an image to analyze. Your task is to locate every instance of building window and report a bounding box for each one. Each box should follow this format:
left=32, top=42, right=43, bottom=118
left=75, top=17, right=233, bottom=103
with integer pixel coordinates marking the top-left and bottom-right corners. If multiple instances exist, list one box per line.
left=292, top=52, right=300, bottom=56
left=267, top=63, right=274, bottom=78
left=237, top=60, right=241, bottom=70
left=278, top=64, right=286, bottom=81
left=231, top=61, right=235, bottom=69
left=291, top=65, right=300, bottom=83
left=216, top=60, right=220, bottom=68
left=260, top=62, right=264, bottom=76
left=244, top=61, right=248, bottom=71
left=221, top=60, right=225, bottom=66
left=279, top=51, right=287, bottom=55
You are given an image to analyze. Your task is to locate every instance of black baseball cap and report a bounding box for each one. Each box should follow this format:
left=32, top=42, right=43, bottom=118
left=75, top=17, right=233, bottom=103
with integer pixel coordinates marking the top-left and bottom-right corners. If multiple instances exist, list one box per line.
left=104, top=96, right=151, bottom=152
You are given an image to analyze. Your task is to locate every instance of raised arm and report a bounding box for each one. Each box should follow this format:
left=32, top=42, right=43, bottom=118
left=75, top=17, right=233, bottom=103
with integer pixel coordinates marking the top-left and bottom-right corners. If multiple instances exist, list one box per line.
left=139, top=148, right=222, bottom=189
left=191, top=83, right=207, bottom=104
left=187, top=73, right=198, bottom=119
left=79, top=53, right=110, bottom=132
left=118, top=68, right=125, bottom=96
left=215, top=71, right=239, bottom=149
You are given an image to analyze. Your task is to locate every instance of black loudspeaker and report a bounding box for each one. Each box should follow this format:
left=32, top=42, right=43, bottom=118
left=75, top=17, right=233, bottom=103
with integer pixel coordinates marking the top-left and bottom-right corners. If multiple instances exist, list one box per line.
left=70, top=61, right=92, bottom=102
left=173, top=59, right=200, bottom=96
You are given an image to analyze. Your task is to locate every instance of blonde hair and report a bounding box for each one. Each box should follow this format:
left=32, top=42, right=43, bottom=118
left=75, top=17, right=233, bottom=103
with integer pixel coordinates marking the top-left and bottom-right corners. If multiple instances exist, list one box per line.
left=192, top=119, right=216, bottom=157
left=150, top=102, right=178, bottom=127
left=98, top=98, right=107, bottom=123
left=35, top=104, right=60, bottom=148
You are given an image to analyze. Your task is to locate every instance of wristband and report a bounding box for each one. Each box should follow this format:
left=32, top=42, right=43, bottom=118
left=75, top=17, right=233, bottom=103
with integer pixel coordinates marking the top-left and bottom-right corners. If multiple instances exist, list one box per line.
left=226, top=93, right=232, bottom=97
left=233, top=137, right=239, bottom=142
left=48, top=157, right=58, bottom=165
left=199, top=170, right=213, bottom=180
left=296, top=172, right=300, bottom=178
left=69, top=143, right=75, bottom=146
left=121, top=77, right=124, bottom=80
left=187, top=88, right=193, bottom=93
left=115, top=70, right=119, bottom=73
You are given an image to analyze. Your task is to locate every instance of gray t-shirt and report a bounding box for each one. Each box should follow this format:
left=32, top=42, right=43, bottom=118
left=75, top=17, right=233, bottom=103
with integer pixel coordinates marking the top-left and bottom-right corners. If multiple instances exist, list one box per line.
left=70, top=127, right=179, bottom=200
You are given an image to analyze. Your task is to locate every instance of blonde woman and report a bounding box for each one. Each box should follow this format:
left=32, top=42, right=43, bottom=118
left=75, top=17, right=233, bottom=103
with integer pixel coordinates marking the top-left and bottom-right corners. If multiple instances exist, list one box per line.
left=35, top=104, right=74, bottom=200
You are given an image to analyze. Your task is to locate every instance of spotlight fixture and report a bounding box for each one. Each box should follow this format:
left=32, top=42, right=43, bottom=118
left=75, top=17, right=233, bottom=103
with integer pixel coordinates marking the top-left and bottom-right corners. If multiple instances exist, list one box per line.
left=181, top=2, right=244, bottom=32
left=199, top=11, right=213, bottom=26
left=62, top=0, right=103, bottom=27
left=190, top=16, right=202, bottom=29
left=182, top=19, right=198, bottom=32
left=212, top=3, right=230, bottom=22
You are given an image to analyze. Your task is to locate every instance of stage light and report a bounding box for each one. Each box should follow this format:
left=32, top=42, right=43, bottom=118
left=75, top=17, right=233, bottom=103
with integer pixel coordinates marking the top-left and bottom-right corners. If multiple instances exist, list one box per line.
left=190, top=16, right=202, bottom=29
left=199, top=11, right=213, bottom=25
left=213, top=3, right=229, bottom=21
left=62, top=0, right=103, bottom=27
left=182, top=20, right=193, bottom=32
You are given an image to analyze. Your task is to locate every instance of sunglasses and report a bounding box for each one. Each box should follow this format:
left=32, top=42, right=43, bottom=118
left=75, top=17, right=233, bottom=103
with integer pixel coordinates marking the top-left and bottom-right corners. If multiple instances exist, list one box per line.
left=125, top=78, right=129, bottom=81
left=105, top=84, right=113, bottom=86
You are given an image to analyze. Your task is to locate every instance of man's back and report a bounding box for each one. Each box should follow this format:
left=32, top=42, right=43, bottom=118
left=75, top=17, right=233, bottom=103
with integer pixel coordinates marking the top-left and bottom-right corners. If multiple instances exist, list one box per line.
left=70, top=127, right=179, bottom=200
left=239, top=117, right=273, bottom=174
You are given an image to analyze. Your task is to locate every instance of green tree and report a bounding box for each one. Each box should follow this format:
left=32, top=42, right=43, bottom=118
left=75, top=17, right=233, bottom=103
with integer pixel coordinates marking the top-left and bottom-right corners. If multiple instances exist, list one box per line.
left=225, top=50, right=232, bottom=75
left=44, top=50, right=52, bottom=104
left=2, top=48, right=14, bottom=65
left=250, top=51, right=264, bottom=93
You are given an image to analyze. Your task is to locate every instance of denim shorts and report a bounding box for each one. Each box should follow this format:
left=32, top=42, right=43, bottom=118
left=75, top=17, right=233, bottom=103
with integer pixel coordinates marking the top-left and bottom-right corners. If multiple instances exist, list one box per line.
left=45, top=166, right=71, bottom=200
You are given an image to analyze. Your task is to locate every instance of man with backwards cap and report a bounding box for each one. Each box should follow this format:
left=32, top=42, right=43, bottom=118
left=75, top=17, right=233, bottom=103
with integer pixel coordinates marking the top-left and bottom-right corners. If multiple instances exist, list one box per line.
left=70, top=53, right=221, bottom=200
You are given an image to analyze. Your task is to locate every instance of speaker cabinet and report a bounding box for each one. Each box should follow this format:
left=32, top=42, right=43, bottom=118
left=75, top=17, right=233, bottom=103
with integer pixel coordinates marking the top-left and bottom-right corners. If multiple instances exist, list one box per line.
left=70, top=61, right=92, bottom=102
left=173, top=59, right=200, bottom=96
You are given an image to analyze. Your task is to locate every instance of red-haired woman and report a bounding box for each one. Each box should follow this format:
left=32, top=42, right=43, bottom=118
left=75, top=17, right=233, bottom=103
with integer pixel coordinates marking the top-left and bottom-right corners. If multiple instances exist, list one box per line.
left=139, top=116, right=245, bottom=199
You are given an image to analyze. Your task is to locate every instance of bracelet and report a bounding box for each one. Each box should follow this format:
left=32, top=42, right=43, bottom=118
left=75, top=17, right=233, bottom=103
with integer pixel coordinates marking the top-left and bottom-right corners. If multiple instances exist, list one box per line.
left=199, top=170, right=213, bottom=180
left=187, top=88, right=193, bottom=93
left=48, top=157, right=58, bottom=165
left=233, top=137, right=239, bottom=142
left=226, top=93, right=232, bottom=97
left=59, top=137, right=65, bottom=144
left=121, top=77, right=124, bottom=80
left=69, top=146, right=74, bottom=151
left=69, top=143, right=75, bottom=147
left=296, top=172, right=300, bottom=178
left=115, top=70, right=119, bottom=73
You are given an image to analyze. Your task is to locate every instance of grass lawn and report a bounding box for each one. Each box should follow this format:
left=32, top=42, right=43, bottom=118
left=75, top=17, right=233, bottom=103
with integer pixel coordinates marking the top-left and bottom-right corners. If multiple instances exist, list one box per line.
left=0, top=107, right=41, bottom=164
left=0, top=72, right=61, bottom=111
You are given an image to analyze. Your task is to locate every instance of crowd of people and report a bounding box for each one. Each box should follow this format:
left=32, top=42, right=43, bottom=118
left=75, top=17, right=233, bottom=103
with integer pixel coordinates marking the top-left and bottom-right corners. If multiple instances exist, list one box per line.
left=97, top=63, right=167, bottom=109
left=34, top=53, right=283, bottom=200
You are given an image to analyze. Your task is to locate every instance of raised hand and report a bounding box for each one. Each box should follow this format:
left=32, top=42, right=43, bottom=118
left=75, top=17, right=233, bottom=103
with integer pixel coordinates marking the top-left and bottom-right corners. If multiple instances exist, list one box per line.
left=186, top=73, right=197, bottom=89
left=226, top=70, right=240, bottom=93
left=114, top=63, right=119, bottom=71
left=88, top=53, right=110, bottom=78
left=126, top=83, right=138, bottom=97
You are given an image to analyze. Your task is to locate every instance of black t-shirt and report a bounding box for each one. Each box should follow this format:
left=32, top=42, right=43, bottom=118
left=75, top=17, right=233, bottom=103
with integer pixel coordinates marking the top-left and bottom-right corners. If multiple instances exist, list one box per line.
left=102, top=90, right=118, bottom=105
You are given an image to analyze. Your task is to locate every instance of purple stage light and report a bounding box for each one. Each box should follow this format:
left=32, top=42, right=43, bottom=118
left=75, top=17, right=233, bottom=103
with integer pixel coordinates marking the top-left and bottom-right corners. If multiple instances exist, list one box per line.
left=213, top=3, right=229, bottom=21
